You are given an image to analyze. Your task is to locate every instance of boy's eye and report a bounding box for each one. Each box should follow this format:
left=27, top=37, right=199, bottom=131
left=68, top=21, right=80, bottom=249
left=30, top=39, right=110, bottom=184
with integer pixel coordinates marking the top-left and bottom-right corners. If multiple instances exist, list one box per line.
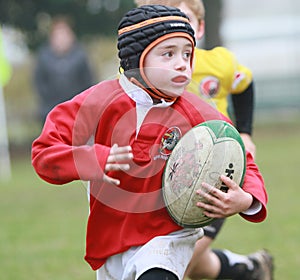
left=163, top=51, right=173, bottom=57
left=183, top=51, right=192, bottom=59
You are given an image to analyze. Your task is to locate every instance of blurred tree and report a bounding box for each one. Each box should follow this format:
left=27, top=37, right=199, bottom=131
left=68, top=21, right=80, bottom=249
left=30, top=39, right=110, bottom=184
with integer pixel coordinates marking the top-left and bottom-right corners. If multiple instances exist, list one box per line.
left=0, top=0, right=135, bottom=49
left=203, top=0, right=223, bottom=49
left=0, top=26, right=12, bottom=180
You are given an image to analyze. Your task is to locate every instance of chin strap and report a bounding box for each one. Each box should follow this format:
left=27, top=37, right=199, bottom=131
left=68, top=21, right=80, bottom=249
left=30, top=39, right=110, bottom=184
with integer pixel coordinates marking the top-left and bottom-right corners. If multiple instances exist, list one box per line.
left=130, top=77, right=177, bottom=103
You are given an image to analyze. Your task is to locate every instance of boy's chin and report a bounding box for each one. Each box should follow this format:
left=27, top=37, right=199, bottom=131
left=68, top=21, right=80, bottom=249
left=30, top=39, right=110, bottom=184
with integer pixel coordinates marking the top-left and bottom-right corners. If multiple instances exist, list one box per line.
left=161, top=89, right=185, bottom=99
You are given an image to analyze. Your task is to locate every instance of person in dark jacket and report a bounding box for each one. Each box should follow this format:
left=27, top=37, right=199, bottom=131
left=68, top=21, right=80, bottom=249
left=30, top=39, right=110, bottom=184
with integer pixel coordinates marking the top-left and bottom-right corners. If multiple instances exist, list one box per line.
left=34, top=15, right=94, bottom=124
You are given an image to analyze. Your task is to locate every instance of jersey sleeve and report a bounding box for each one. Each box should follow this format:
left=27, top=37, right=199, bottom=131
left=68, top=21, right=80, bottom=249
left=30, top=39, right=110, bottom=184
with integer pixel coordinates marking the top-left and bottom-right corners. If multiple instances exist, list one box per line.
left=240, top=152, right=268, bottom=222
left=31, top=86, right=111, bottom=185
left=231, top=82, right=254, bottom=134
left=230, top=53, right=253, bottom=94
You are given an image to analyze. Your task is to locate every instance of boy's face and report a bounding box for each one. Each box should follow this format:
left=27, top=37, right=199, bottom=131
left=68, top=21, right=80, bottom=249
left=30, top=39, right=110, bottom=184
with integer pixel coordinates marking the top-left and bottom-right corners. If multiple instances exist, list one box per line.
left=143, top=37, right=193, bottom=98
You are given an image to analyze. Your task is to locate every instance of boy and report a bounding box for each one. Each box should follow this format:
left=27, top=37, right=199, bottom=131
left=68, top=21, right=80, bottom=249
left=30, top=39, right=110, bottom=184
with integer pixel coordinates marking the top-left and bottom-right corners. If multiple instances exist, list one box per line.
left=135, top=1, right=273, bottom=279
left=32, top=5, right=267, bottom=280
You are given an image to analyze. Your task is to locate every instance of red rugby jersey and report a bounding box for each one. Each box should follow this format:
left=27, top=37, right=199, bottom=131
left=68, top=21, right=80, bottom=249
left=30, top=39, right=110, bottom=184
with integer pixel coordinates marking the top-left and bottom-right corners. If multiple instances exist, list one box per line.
left=32, top=77, right=267, bottom=270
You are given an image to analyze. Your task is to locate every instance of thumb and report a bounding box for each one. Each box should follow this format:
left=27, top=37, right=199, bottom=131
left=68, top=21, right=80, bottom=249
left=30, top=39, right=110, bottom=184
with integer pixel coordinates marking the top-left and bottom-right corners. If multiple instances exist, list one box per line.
left=110, top=143, right=118, bottom=154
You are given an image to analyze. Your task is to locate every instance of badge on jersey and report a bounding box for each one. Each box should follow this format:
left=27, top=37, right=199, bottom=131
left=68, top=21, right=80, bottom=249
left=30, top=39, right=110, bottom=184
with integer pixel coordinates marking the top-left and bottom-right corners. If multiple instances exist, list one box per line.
left=199, top=76, right=220, bottom=98
left=160, top=127, right=182, bottom=156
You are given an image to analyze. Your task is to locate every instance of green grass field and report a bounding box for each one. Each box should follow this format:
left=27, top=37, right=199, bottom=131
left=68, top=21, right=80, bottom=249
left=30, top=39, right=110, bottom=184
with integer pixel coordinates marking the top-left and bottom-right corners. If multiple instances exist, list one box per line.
left=1, top=121, right=299, bottom=279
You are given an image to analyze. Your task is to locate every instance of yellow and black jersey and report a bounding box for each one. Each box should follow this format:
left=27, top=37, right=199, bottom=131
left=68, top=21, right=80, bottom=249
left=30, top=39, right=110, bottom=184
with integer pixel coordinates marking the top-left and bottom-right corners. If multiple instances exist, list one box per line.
left=188, top=47, right=253, bottom=118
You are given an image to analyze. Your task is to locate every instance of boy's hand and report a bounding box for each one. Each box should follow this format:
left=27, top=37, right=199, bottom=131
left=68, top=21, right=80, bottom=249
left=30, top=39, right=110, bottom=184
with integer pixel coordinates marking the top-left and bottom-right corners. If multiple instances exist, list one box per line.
left=196, top=175, right=253, bottom=218
left=103, top=144, right=133, bottom=185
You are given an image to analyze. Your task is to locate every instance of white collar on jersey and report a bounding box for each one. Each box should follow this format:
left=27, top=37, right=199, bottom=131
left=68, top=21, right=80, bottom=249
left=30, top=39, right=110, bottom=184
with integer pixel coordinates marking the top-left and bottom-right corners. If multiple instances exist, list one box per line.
left=119, top=74, right=174, bottom=108
left=119, top=74, right=174, bottom=137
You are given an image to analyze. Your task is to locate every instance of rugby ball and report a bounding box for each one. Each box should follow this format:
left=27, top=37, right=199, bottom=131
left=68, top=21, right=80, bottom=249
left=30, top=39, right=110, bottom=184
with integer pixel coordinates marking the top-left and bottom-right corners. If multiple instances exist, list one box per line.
left=162, top=120, right=246, bottom=228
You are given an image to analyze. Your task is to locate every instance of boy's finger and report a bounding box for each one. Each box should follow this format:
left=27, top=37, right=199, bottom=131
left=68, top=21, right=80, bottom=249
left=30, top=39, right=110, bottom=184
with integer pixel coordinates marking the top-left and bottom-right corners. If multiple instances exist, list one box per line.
left=110, top=145, right=132, bottom=155
left=103, top=174, right=120, bottom=186
left=105, top=163, right=130, bottom=172
left=107, top=152, right=133, bottom=163
left=220, top=175, right=239, bottom=189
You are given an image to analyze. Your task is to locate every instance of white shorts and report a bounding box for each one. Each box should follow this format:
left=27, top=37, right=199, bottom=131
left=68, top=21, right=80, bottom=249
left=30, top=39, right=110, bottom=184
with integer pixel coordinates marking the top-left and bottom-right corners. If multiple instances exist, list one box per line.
left=96, top=228, right=203, bottom=280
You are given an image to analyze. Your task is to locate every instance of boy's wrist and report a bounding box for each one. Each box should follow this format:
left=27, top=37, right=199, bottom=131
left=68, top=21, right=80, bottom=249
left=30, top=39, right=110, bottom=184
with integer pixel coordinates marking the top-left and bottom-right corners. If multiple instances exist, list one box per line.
left=241, top=197, right=262, bottom=215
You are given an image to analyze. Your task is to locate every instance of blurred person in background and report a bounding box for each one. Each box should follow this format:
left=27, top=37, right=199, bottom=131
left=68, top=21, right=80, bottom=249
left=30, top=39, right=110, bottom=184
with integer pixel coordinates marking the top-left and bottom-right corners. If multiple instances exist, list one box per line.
left=135, top=1, right=273, bottom=280
left=33, top=15, right=94, bottom=125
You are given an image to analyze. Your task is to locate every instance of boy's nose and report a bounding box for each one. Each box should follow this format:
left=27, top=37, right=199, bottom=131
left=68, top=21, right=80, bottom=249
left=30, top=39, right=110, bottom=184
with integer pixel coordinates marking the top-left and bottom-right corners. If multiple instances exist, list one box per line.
left=175, top=56, right=188, bottom=71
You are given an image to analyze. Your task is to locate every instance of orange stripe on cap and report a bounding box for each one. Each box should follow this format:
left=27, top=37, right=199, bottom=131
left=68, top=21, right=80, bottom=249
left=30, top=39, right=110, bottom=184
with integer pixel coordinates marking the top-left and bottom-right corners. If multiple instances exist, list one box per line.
left=118, top=16, right=190, bottom=36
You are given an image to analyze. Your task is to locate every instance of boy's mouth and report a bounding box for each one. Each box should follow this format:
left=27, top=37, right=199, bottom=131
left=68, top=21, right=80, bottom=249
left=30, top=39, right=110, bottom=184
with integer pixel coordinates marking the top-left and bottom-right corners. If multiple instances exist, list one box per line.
left=172, top=75, right=189, bottom=83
